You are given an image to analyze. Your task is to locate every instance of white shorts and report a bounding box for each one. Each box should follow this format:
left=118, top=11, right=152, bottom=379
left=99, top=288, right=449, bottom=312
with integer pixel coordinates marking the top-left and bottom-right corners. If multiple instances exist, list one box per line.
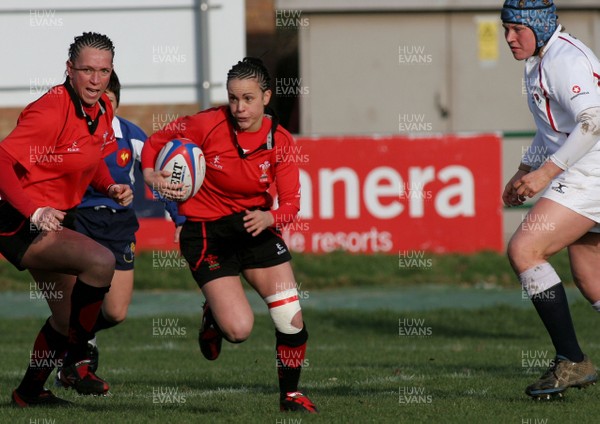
left=542, top=149, right=600, bottom=233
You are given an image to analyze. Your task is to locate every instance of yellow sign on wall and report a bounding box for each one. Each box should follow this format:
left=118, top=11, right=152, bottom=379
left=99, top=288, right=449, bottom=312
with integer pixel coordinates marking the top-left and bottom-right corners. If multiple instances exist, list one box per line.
left=478, top=18, right=499, bottom=64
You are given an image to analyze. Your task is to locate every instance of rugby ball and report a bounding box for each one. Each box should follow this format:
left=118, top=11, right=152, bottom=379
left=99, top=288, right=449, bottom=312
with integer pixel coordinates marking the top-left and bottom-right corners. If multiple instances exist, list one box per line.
left=155, top=138, right=205, bottom=202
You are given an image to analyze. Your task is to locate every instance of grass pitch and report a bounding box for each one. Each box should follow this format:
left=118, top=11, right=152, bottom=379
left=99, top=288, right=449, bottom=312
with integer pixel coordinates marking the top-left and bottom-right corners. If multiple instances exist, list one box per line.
left=1, top=301, right=599, bottom=423
left=0, top=249, right=575, bottom=291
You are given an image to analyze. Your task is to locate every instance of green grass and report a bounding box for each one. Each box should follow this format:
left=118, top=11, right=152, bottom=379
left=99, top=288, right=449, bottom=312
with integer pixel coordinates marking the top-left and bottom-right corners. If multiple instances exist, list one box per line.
left=0, top=248, right=586, bottom=421
left=0, top=249, right=575, bottom=291
left=0, top=304, right=599, bottom=423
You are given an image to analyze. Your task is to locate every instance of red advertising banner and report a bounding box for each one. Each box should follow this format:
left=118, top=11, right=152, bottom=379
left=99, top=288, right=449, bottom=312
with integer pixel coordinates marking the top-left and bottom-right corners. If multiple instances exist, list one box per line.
left=277, top=134, right=502, bottom=254
left=135, top=134, right=503, bottom=254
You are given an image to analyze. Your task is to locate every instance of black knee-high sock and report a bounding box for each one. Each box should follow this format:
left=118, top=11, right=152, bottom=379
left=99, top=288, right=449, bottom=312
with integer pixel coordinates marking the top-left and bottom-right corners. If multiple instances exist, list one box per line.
left=64, top=278, right=109, bottom=366
left=531, top=283, right=584, bottom=362
left=92, top=311, right=119, bottom=333
left=276, top=324, right=308, bottom=398
left=16, top=318, right=67, bottom=396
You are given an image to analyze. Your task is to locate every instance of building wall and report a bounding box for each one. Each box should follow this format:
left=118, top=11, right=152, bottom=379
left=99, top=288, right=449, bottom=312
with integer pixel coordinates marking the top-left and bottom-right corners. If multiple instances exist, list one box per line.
left=0, top=0, right=303, bottom=138
left=274, top=1, right=600, bottom=246
left=246, top=0, right=275, bottom=34
left=297, top=10, right=600, bottom=135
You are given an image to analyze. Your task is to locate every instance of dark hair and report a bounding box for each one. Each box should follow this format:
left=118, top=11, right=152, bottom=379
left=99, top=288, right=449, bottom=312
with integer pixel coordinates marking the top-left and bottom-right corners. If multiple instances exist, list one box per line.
left=68, top=32, right=115, bottom=63
left=106, top=70, right=121, bottom=107
left=226, top=57, right=271, bottom=92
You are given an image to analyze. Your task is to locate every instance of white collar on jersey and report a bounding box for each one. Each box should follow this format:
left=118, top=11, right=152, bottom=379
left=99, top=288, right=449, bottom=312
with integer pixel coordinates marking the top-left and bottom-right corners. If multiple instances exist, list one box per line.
left=111, top=116, right=123, bottom=139
left=539, top=24, right=563, bottom=58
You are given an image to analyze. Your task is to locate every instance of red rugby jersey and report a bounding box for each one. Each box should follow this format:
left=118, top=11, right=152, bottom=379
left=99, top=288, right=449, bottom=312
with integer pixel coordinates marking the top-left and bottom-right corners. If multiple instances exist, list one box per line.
left=0, top=80, right=116, bottom=217
left=141, top=106, right=300, bottom=223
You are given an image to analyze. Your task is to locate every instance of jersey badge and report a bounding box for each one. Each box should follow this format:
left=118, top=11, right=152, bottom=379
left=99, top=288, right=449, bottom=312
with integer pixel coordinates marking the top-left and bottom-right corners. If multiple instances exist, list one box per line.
left=123, top=242, right=135, bottom=264
left=204, top=254, right=221, bottom=271
left=259, top=161, right=271, bottom=183
left=116, top=148, right=132, bottom=167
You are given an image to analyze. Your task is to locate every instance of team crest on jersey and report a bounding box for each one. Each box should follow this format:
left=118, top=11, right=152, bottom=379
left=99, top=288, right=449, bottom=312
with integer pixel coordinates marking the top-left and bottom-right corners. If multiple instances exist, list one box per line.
left=551, top=182, right=567, bottom=194
left=116, top=148, right=132, bottom=167
left=259, top=161, right=271, bottom=183
left=527, top=83, right=545, bottom=107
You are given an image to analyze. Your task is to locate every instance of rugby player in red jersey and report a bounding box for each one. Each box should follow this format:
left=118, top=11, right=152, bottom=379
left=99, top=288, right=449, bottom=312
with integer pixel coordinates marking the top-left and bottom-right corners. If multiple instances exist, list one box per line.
left=142, top=58, right=317, bottom=413
left=0, top=32, right=132, bottom=407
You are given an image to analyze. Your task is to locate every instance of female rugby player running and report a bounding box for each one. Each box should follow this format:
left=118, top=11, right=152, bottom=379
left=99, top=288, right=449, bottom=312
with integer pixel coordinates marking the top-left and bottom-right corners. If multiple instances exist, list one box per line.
left=58, top=70, right=184, bottom=376
left=142, top=57, right=317, bottom=413
left=0, top=32, right=132, bottom=407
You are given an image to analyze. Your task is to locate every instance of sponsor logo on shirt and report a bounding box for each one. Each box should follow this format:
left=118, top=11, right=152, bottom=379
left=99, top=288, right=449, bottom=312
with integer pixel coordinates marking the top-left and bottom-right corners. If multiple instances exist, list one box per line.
left=101, top=131, right=115, bottom=151
left=551, top=182, right=567, bottom=194
left=570, top=84, right=589, bottom=100
left=211, top=155, right=223, bottom=170
left=67, top=141, right=80, bottom=152
left=276, top=242, right=287, bottom=255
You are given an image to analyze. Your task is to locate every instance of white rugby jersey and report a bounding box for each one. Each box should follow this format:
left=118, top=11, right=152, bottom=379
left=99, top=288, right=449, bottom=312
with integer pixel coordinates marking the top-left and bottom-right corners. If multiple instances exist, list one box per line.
left=522, top=26, right=600, bottom=169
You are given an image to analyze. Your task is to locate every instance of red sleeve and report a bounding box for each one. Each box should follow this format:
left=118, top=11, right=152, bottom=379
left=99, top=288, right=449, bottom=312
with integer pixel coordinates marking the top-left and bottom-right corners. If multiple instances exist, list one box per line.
left=270, top=132, right=301, bottom=224
left=140, top=137, right=160, bottom=170
left=141, top=108, right=224, bottom=170
left=0, top=147, right=39, bottom=217
left=89, top=160, right=115, bottom=196
left=1, top=96, right=62, bottom=171
left=141, top=115, right=196, bottom=170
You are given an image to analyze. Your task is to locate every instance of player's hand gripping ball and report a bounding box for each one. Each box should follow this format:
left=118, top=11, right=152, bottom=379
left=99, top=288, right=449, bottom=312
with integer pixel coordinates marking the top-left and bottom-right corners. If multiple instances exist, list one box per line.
left=155, top=138, right=205, bottom=202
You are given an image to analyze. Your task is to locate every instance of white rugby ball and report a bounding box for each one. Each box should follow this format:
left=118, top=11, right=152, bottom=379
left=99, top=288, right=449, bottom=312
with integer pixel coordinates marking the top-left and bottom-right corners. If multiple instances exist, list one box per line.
left=155, top=138, right=205, bottom=202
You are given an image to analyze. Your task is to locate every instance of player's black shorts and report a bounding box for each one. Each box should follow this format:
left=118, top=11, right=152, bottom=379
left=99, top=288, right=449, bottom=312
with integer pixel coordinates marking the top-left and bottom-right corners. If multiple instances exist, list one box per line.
left=0, top=201, right=77, bottom=271
left=75, top=206, right=139, bottom=271
left=179, top=211, right=292, bottom=287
